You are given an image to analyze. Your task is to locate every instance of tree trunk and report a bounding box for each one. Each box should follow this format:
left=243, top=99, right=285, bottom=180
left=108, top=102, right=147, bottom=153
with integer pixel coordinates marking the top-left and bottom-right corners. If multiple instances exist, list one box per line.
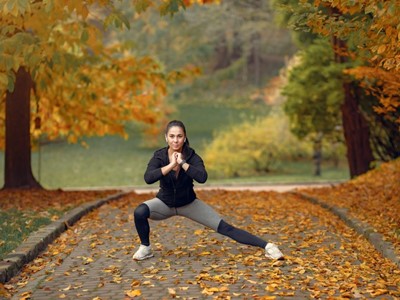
left=3, top=67, right=42, bottom=189
left=332, top=36, right=374, bottom=178
left=340, top=82, right=374, bottom=177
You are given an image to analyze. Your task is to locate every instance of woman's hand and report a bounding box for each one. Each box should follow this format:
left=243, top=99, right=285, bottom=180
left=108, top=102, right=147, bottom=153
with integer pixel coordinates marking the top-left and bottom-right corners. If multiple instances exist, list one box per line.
left=175, top=152, right=183, bottom=164
left=175, top=152, right=188, bottom=171
left=170, top=152, right=179, bottom=166
left=161, top=151, right=179, bottom=175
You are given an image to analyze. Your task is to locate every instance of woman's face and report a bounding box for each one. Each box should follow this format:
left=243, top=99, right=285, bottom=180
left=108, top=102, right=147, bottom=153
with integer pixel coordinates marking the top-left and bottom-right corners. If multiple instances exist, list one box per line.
left=166, top=126, right=185, bottom=152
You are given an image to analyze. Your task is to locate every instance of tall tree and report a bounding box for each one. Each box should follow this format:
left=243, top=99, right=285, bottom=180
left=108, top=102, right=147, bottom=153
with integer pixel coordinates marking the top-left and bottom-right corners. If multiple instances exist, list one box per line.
left=306, top=1, right=400, bottom=124
left=272, top=0, right=386, bottom=177
left=0, top=0, right=204, bottom=189
left=331, top=34, right=374, bottom=177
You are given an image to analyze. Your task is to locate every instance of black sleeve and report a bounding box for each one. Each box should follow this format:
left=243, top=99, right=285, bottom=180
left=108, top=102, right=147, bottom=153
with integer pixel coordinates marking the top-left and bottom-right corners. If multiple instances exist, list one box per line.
left=186, top=153, right=208, bottom=183
left=143, top=156, right=164, bottom=184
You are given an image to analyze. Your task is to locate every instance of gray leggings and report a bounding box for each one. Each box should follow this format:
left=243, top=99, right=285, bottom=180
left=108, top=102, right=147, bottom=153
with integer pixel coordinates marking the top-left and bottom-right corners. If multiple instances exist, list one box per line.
left=145, top=198, right=222, bottom=230
left=133, top=198, right=268, bottom=249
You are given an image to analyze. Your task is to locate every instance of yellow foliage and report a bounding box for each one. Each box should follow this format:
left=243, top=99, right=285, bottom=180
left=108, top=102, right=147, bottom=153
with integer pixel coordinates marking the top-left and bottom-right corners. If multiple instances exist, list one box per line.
left=204, top=111, right=312, bottom=178
left=0, top=1, right=198, bottom=149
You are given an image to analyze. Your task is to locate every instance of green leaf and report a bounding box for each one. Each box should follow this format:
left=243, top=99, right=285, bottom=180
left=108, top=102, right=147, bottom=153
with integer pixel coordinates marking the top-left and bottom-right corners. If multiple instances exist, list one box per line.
left=81, top=29, right=89, bottom=42
left=160, top=0, right=185, bottom=17
left=133, top=0, right=152, bottom=14
left=7, top=73, right=15, bottom=92
left=104, top=12, right=130, bottom=30
left=118, top=13, right=131, bottom=30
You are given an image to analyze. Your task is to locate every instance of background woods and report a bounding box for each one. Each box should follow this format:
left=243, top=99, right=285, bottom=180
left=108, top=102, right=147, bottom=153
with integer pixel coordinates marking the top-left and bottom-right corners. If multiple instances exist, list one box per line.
left=0, top=0, right=399, bottom=189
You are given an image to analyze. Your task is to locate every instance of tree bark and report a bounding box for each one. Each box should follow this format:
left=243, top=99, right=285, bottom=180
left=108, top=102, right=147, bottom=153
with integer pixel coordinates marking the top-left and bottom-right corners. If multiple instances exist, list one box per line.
left=332, top=36, right=374, bottom=178
left=340, top=81, right=374, bottom=177
left=3, top=67, right=42, bottom=189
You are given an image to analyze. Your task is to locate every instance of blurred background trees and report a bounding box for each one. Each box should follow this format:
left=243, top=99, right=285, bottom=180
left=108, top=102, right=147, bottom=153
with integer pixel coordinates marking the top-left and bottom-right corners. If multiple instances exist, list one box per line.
left=1, top=0, right=398, bottom=189
left=270, top=0, right=399, bottom=177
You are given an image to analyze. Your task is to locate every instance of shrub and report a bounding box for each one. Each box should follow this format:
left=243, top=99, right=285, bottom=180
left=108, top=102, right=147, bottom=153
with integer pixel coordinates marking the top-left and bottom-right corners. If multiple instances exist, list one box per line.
left=203, top=111, right=312, bottom=178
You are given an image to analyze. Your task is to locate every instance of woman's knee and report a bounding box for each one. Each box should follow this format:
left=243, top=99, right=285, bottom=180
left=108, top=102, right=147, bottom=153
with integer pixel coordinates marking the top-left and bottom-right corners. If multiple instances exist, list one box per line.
left=217, top=219, right=234, bottom=234
left=134, top=203, right=150, bottom=220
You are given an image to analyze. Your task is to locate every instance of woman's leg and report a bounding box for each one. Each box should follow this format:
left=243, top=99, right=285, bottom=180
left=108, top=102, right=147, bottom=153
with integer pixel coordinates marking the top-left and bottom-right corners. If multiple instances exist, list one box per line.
left=133, top=198, right=176, bottom=246
left=217, top=219, right=267, bottom=249
left=133, top=204, right=151, bottom=246
left=177, top=199, right=267, bottom=248
left=133, top=198, right=176, bottom=260
left=177, top=199, right=222, bottom=231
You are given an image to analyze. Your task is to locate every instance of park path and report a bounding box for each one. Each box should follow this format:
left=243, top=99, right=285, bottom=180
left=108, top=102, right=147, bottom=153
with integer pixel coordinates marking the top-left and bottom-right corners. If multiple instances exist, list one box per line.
left=3, top=188, right=400, bottom=299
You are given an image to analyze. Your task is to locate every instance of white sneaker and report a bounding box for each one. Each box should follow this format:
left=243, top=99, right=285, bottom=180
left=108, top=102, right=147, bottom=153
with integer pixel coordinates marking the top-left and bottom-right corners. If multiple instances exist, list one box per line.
left=265, top=243, right=284, bottom=260
left=132, top=245, right=154, bottom=260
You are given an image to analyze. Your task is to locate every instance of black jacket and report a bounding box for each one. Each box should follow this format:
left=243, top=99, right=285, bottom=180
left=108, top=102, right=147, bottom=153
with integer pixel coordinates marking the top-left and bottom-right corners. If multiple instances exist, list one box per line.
left=144, top=146, right=208, bottom=207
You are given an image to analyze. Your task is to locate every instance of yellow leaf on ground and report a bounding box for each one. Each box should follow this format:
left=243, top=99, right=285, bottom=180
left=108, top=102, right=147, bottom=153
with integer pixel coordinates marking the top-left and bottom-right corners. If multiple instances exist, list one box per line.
left=194, top=229, right=204, bottom=235
left=125, top=289, right=141, bottom=297
left=168, top=288, right=176, bottom=295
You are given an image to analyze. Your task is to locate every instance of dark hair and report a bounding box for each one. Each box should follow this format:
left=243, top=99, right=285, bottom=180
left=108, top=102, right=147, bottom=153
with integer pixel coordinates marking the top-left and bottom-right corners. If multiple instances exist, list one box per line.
left=165, top=120, right=190, bottom=146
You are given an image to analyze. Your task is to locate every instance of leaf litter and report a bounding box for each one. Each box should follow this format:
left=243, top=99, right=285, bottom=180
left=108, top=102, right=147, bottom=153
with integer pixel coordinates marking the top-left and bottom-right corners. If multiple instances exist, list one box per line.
left=301, top=158, right=400, bottom=258
left=1, top=159, right=400, bottom=299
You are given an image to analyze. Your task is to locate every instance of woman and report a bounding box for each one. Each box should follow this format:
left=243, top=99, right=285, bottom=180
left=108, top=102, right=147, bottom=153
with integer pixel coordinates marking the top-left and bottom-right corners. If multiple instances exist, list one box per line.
left=133, top=120, right=284, bottom=261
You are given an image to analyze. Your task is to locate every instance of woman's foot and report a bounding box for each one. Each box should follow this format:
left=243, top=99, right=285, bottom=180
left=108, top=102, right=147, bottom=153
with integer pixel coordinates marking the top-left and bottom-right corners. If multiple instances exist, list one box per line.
left=132, top=245, right=154, bottom=260
left=265, top=243, right=284, bottom=260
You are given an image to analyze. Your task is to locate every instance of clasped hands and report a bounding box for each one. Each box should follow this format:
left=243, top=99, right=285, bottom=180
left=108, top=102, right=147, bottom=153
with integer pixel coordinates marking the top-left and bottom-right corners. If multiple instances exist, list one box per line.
left=170, top=152, right=184, bottom=166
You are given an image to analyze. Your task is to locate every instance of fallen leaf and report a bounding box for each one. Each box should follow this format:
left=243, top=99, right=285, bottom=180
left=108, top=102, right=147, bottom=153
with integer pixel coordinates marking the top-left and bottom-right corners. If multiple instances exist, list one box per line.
left=125, top=289, right=141, bottom=297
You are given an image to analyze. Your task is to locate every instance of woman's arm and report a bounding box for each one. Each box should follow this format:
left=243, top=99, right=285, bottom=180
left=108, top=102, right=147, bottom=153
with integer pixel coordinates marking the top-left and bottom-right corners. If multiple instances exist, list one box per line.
left=177, top=153, right=208, bottom=183
left=144, top=152, right=177, bottom=184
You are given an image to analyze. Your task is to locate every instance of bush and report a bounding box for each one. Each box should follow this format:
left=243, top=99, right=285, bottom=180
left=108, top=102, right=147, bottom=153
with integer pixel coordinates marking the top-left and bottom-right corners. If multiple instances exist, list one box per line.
left=203, top=111, right=312, bottom=178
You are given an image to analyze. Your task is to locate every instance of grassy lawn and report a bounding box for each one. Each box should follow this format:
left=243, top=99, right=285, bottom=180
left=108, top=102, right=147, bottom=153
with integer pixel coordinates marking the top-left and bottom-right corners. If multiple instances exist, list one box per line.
left=208, top=161, right=349, bottom=186
left=0, top=102, right=349, bottom=189
left=0, top=208, right=65, bottom=260
left=0, top=190, right=117, bottom=260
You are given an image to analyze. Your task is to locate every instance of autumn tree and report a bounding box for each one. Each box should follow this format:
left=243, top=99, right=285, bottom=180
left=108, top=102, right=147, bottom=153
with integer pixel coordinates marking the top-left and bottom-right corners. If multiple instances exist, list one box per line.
left=303, top=1, right=400, bottom=160
left=303, top=1, right=400, bottom=122
left=0, top=0, right=204, bottom=189
left=271, top=0, right=400, bottom=177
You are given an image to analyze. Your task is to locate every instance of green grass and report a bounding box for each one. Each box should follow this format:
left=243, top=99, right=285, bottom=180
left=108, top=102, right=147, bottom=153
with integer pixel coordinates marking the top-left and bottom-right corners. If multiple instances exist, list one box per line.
left=0, top=208, right=68, bottom=260
left=0, top=102, right=349, bottom=189
left=207, top=161, right=349, bottom=186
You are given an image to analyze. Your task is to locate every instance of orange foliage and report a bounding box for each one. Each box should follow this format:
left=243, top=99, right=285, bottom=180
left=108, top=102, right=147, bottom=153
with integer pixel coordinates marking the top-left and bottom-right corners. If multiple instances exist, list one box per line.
left=0, top=1, right=201, bottom=149
left=302, top=158, right=400, bottom=257
left=0, top=189, right=117, bottom=212
left=305, top=0, right=400, bottom=124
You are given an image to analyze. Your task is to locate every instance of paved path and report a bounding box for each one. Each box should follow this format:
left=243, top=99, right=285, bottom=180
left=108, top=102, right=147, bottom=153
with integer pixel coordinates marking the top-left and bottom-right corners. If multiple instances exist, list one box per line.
left=4, top=189, right=399, bottom=299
